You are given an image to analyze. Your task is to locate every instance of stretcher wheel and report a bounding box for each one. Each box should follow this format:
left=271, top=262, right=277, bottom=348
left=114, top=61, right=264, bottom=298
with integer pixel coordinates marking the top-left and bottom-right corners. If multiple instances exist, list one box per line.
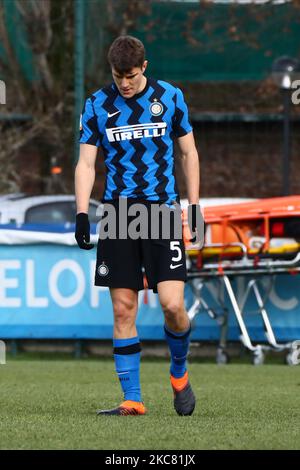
left=216, top=348, right=229, bottom=365
left=252, top=349, right=265, bottom=365
left=285, top=352, right=297, bottom=366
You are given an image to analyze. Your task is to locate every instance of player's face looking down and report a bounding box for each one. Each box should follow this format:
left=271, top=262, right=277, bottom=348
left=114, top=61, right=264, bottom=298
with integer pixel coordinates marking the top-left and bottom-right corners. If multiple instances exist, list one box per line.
left=112, top=61, right=148, bottom=99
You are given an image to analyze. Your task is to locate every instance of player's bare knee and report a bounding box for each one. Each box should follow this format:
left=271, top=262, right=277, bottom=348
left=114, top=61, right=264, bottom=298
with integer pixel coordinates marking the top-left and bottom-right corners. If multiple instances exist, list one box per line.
left=162, top=301, right=184, bottom=322
left=162, top=300, right=190, bottom=331
left=113, top=298, right=137, bottom=326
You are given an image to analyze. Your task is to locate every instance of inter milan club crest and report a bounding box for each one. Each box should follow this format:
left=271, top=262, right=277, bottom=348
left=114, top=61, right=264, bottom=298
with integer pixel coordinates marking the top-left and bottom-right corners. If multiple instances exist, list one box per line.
left=149, top=99, right=163, bottom=116
left=97, top=261, right=109, bottom=277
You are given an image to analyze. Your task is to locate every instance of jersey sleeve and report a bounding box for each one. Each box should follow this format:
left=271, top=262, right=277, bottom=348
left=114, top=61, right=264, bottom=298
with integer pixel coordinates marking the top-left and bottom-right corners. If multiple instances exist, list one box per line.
left=172, top=88, right=193, bottom=137
left=79, top=97, right=101, bottom=147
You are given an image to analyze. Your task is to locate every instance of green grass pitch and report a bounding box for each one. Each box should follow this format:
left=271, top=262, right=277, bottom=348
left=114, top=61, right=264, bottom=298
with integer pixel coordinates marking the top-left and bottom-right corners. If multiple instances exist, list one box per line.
left=0, top=357, right=299, bottom=450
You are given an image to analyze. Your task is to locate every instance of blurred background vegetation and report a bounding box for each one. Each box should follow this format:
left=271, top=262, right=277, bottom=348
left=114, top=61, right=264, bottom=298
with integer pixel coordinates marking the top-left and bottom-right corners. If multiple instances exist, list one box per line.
left=0, top=0, right=300, bottom=198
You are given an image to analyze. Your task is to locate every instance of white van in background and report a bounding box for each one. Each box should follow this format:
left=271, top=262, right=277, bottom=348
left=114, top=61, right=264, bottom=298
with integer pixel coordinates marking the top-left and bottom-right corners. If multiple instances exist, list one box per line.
left=0, top=194, right=101, bottom=225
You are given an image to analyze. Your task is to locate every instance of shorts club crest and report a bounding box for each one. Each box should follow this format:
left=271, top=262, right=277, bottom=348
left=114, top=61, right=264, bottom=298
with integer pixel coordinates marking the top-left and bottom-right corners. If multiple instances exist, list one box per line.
left=97, top=262, right=109, bottom=277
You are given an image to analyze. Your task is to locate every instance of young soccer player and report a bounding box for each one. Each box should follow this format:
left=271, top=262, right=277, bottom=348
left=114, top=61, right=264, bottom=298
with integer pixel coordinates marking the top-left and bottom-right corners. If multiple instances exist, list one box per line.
left=75, top=36, right=201, bottom=416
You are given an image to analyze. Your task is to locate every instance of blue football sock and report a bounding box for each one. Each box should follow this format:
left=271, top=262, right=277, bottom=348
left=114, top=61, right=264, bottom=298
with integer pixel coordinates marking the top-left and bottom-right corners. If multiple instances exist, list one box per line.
left=164, top=323, right=191, bottom=378
left=113, top=336, right=142, bottom=402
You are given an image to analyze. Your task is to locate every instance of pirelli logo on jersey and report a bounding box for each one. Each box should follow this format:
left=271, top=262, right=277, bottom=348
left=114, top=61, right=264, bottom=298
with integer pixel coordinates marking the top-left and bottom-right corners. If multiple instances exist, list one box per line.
left=106, top=122, right=167, bottom=142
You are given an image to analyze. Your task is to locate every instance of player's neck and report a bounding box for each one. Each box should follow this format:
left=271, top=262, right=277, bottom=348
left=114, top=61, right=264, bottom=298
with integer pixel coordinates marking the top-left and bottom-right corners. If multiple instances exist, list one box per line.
left=135, top=75, right=147, bottom=95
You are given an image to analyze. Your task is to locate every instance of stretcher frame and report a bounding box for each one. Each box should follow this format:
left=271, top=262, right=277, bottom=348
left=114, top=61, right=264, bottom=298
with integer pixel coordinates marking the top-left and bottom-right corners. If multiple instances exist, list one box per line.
left=186, top=242, right=300, bottom=365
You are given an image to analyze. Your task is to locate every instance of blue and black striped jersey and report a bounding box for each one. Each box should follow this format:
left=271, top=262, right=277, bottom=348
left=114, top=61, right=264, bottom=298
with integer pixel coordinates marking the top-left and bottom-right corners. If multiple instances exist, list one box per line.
left=79, top=77, right=192, bottom=205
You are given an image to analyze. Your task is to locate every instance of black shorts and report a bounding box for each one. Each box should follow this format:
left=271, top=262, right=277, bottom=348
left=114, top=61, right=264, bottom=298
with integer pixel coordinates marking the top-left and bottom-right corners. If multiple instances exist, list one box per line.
left=94, top=199, right=187, bottom=293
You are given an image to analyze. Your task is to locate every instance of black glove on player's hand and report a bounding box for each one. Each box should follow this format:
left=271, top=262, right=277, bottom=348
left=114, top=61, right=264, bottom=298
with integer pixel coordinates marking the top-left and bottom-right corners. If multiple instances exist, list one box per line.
left=75, top=213, right=94, bottom=250
left=188, top=204, right=204, bottom=246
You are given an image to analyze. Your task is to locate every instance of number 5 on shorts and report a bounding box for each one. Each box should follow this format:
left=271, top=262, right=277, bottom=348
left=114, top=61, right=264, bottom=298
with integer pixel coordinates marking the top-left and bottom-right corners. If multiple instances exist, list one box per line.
left=170, top=241, right=182, bottom=262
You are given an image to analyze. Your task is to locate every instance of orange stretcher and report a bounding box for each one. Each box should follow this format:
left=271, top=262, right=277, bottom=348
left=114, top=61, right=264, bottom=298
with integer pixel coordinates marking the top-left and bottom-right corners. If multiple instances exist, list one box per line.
left=182, top=196, right=300, bottom=365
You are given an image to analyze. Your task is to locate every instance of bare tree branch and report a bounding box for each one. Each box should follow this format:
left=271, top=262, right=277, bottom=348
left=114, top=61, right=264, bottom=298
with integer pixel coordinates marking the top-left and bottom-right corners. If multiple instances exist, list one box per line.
left=16, top=0, right=54, bottom=92
left=0, top=3, right=27, bottom=106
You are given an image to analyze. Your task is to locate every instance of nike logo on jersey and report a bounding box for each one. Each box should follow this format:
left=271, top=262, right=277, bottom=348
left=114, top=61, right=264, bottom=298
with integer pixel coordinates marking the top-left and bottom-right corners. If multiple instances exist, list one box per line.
left=106, top=122, right=167, bottom=142
left=107, top=110, right=121, bottom=118
left=170, top=263, right=183, bottom=270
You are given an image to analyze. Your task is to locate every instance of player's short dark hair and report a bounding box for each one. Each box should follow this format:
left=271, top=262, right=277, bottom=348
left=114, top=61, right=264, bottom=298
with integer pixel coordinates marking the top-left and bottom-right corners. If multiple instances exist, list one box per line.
left=108, top=36, right=145, bottom=73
